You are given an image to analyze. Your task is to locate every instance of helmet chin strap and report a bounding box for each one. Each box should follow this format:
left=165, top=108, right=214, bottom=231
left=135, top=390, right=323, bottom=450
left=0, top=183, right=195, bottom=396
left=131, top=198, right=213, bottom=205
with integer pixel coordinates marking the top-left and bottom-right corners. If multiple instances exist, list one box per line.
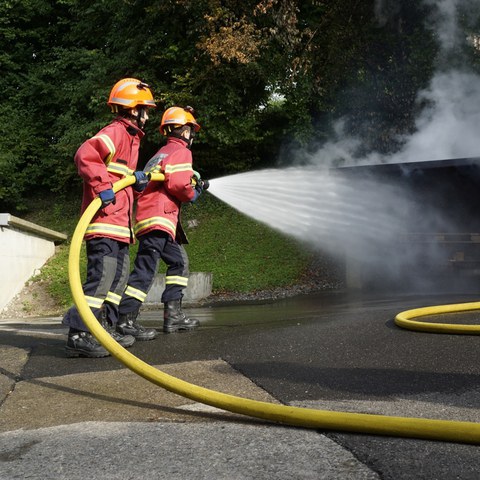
left=134, top=107, right=148, bottom=129
left=122, top=106, right=147, bottom=129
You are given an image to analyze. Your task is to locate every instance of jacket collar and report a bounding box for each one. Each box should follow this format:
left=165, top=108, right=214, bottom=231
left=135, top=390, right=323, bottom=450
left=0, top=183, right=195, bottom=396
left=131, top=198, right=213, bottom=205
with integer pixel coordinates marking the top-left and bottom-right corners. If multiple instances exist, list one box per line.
left=114, top=116, right=145, bottom=139
left=166, top=136, right=188, bottom=147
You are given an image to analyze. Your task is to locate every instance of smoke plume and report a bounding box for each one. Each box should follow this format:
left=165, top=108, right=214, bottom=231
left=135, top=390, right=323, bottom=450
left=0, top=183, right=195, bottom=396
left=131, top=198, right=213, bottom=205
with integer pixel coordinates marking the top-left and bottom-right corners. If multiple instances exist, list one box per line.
left=306, top=0, right=480, bottom=167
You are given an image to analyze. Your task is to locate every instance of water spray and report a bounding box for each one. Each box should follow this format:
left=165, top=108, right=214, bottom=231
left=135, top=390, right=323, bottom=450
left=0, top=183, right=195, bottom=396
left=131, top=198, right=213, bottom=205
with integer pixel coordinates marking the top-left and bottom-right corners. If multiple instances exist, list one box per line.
left=206, top=164, right=461, bottom=291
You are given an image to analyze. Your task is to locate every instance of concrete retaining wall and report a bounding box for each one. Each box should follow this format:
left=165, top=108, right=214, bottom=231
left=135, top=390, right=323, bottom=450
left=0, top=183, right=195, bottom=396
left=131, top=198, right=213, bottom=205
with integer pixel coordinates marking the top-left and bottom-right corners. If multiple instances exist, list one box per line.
left=145, top=272, right=213, bottom=305
left=0, top=214, right=67, bottom=312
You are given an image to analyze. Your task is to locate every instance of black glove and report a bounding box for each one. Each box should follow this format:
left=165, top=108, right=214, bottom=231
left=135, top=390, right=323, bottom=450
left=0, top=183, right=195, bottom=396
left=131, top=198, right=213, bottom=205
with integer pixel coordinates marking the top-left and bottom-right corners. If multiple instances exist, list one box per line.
left=99, top=188, right=116, bottom=209
left=133, top=171, right=149, bottom=192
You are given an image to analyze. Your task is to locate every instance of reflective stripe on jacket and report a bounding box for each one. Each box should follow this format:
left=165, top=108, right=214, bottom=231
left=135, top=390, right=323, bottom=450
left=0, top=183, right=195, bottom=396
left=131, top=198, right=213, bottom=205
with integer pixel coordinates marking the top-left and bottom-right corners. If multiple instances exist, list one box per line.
left=75, top=117, right=144, bottom=243
left=135, top=137, right=195, bottom=239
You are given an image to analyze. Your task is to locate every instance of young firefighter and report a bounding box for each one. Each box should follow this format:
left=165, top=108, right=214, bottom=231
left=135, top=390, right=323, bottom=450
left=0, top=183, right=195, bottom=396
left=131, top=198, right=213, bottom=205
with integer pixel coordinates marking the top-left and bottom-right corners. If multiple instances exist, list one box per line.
left=63, top=78, right=156, bottom=358
left=117, top=106, right=208, bottom=337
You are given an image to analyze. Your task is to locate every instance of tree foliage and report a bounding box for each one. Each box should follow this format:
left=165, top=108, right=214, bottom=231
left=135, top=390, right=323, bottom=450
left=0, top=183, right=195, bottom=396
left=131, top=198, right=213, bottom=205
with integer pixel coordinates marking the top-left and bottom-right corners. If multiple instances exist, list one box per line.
left=0, top=0, right=478, bottom=212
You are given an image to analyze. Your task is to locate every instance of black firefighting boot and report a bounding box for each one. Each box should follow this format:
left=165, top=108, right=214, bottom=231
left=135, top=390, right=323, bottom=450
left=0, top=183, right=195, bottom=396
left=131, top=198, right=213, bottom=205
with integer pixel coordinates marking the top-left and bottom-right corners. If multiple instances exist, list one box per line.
left=100, top=307, right=135, bottom=348
left=117, top=311, right=158, bottom=341
left=65, top=330, right=110, bottom=358
left=163, top=299, right=199, bottom=333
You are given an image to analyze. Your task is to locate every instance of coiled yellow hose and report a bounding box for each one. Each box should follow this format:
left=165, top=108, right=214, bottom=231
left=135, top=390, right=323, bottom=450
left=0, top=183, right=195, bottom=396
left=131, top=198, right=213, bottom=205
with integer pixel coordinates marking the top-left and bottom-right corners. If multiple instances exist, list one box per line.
left=395, top=302, right=480, bottom=334
left=68, top=175, right=480, bottom=444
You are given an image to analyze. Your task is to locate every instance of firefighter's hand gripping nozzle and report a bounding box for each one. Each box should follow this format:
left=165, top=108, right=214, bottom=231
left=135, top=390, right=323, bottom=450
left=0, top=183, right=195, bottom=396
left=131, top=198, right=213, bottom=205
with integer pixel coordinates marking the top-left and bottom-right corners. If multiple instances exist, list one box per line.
left=191, top=171, right=209, bottom=203
left=191, top=170, right=209, bottom=188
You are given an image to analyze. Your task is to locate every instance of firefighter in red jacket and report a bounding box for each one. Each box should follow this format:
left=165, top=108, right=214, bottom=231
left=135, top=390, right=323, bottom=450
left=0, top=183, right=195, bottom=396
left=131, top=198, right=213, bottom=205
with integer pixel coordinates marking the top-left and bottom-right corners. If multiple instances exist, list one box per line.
left=63, top=78, right=156, bottom=358
left=117, top=106, right=207, bottom=335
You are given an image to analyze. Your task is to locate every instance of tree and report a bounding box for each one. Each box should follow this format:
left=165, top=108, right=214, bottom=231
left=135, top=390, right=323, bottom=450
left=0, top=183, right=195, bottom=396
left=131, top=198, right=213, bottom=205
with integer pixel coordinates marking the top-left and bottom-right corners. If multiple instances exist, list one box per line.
left=1, top=0, right=477, bottom=213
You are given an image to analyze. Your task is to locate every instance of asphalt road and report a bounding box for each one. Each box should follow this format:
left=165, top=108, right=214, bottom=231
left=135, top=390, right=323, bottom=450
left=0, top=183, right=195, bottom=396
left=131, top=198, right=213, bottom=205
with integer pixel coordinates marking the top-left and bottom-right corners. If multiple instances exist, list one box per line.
left=0, top=291, right=479, bottom=479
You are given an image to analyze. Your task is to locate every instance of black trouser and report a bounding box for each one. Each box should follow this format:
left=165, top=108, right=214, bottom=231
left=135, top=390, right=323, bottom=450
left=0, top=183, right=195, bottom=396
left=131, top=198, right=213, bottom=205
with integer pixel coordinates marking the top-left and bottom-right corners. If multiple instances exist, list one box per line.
left=63, top=237, right=130, bottom=331
left=119, top=230, right=189, bottom=314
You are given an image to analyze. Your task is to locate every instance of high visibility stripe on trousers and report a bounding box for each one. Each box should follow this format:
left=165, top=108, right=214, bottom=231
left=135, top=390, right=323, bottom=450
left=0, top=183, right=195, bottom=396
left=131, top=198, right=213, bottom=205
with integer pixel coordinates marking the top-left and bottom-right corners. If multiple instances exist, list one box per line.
left=123, top=276, right=188, bottom=304
left=124, top=285, right=148, bottom=303
left=105, top=291, right=122, bottom=306
left=166, top=275, right=188, bottom=287
left=85, top=295, right=104, bottom=310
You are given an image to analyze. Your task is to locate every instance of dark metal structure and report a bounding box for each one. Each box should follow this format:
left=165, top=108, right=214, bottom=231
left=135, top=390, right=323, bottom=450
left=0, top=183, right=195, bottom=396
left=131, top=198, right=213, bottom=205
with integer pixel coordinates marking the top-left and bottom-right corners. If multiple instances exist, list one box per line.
left=335, top=157, right=480, bottom=231
left=333, top=157, right=480, bottom=292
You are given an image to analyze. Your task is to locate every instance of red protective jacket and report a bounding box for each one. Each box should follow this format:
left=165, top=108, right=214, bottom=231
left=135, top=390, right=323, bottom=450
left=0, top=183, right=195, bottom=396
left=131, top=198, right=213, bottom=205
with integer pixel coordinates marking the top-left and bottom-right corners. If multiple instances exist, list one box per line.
left=75, top=117, right=144, bottom=243
left=134, top=137, right=195, bottom=240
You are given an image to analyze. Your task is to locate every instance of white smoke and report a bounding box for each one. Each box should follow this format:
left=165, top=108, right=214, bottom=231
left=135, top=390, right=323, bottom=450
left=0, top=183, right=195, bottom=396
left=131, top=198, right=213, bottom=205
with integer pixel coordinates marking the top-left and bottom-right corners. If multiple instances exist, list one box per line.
left=308, top=0, right=480, bottom=167
left=423, top=0, right=462, bottom=52
left=390, top=71, right=480, bottom=162
left=391, top=0, right=480, bottom=162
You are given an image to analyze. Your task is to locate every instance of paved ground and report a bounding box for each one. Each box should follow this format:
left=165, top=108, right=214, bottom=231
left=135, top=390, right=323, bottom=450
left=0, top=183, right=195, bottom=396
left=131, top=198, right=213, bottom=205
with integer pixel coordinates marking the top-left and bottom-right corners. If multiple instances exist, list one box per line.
left=0, top=291, right=479, bottom=479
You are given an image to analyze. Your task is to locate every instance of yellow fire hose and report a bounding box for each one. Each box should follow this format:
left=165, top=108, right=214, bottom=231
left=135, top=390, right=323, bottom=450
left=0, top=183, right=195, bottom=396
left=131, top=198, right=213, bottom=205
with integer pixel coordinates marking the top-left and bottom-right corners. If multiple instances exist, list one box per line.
left=395, top=302, right=480, bottom=334
left=69, top=174, right=480, bottom=444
